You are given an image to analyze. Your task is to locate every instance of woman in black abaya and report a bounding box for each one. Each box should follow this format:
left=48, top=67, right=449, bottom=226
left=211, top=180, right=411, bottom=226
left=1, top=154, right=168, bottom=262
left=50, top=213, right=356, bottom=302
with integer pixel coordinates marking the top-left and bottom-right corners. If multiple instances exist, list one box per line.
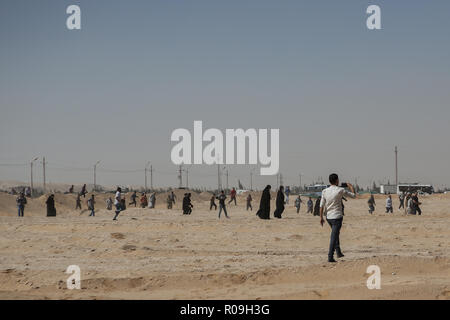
left=273, top=186, right=285, bottom=219
left=256, top=185, right=271, bottom=219
left=46, top=194, right=56, bottom=217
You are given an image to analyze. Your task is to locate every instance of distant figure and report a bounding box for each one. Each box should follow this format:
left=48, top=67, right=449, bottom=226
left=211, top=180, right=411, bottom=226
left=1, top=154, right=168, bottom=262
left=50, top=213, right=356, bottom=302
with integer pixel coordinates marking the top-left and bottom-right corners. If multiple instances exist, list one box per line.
left=169, top=191, right=176, bottom=204
left=406, top=193, right=415, bottom=215
left=46, top=194, right=56, bottom=217
left=69, top=185, right=74, bottom=193
left=16, top=192, right=27, bottom=217
left=285, top=186, right=291, bottom=204
left=140, top=193, right=148, bottom=208
left=274, top=186, right=285, bottom=219
left=294, top=195, right=302, bottom=213
left=228, top=187, right=237, bottom=205
left=166, top=194, right=174, bottom=209
left=216, top=190, right=229, bottom=219
left=106, top=197, right=113, bottom=210
left=246, top=194, right=253, bottom=211
left=385, top=195, right=393, bottom=213
left=307, top=197, right=313, bottom=214
left=87, top=194, right=96, bottom=217
left=75, top=193, right=82, bottom=210
left=182, top=193, right=193, bottom=215
left=113, top=187, right=122, bottom=220
left=313, top=197, right=321, bottom=216
left=368, top=194, right=376, bottom=214
left=81, top=184, right=87, bottom=198
left=148, top=193, right=156, bottom=208
left=398, top=192, right=405, bottom=210
left=25, top=187, right=31, bottom=197
left=210, top=195, right=217, bottom=210
left=404, top=192, right=411, bottom=215
left=412, top=192, right=422, bottom=215
left=256, top=185, right=271, bottom=220
left=129, top=191, right=138, bottom=207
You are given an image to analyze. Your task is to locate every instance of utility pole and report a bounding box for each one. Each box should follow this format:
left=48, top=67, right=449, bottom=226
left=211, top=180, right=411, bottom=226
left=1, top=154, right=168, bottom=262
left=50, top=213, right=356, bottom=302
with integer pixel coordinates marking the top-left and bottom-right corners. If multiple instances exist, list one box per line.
left=185, top=167, right=189, bottom=188
left=93, top=160, right=100, bottom=192
left=145, top=161, right=150, bottom=192
left=42, top=157, right=46, bottom=193
left=395, top=146, right=398, bottom=186
left=217, top=164, right=221, bottom=192
left=150, top=165, right=153, bottom=190
left=178, top=165, right=183, bottom=188
left=30, top=157, right=38, bottom=197
left=226, top=169, right=229, bottom=191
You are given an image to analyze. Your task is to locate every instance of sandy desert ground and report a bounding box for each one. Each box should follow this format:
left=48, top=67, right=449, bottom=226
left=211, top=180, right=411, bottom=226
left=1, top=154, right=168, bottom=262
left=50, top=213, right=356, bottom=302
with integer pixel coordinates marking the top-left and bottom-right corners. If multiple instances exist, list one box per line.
left=0, top=189, right=449, bottom=300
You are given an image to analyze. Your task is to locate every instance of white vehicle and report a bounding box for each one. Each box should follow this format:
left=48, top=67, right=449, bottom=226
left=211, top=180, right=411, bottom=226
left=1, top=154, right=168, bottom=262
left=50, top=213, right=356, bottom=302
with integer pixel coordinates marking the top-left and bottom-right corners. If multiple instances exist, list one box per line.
left=397, top=184, right=433, bottom=195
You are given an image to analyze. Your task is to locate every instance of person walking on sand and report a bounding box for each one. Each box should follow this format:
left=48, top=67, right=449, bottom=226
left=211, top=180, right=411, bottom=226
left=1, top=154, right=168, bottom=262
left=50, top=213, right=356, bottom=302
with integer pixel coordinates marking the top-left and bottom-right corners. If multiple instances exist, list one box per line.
left=256, top=185, right=271, bottom=220
left=295, top=195, right=302, bottom=213
left=406, top=193, right=416, bottom=215
left=319, top=174, right=356, bottom=263
left=368, top=194, right=376, bottom=214
left=129, top=191, right=138, bottom=207
left=246, top=194, right=253, bottom=211
left=148, top=193, right=156, bottom=208
left=217, top=190, right=229, bottom=219
left=113, top=187, right=122, bottom=221
left=170, top=191, right=176, bottom=205
left=16, top=192, right=27, bottom=217
left=228, top=187, right=237, bottom=205
left=166, top=194, right=174, bottom=209
left=46, top=194, right=56, bottom=217
left=182, top=193, right=193, bottom=215
left=398, top=192, right=405, bottom=210
left=385, top=194, right=393, bottom=213
left=412, top=192, right=422, bottom=215
left=273, top=186, right=285, bottom=219
left=81, top=184, right=87, bottom=198
left=87, top=194, right=96, bottom=217
left=313, top=197, right=321, bottom=216
left=210, top=194, right=217, bottom=210
left=106, top=196, right=113, bottom=210
left=75, top=192, right=82, bottom=210
left=285, top=186, right=291, bottom=205
left=307, top=197, right=313, bottom=214
left=140, top=193, right=148, bottom=208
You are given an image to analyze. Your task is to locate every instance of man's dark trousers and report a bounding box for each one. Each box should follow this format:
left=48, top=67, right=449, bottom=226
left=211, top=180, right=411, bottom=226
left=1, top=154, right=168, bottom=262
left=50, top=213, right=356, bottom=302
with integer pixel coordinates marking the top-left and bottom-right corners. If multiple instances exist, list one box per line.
left=327, top=217, right=343, bottom=259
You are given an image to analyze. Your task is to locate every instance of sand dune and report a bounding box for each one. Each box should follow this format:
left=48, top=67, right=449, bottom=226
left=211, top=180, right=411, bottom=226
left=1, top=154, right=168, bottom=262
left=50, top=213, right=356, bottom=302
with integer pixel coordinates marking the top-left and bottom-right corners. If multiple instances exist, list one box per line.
left=0, top=191, right=449, bottom=299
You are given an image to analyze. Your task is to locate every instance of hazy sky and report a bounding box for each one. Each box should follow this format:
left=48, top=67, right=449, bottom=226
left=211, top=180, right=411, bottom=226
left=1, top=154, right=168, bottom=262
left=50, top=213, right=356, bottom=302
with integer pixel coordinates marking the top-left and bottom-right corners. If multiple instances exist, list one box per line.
left=1, top=0, right=450, bottom=190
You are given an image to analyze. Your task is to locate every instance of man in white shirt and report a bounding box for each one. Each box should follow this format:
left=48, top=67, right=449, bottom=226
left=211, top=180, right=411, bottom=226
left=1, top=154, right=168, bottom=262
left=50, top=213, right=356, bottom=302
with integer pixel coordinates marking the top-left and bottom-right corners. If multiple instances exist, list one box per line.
left=320, top=173, right=356, bottom=263
left=113, top=187, right=122, bottom=221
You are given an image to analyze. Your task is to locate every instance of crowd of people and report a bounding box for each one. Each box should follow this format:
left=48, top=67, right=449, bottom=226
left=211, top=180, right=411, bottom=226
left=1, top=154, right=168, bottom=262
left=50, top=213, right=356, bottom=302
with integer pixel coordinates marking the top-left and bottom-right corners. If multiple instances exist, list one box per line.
left=12, top=176, right=427, bottom=263
left=13, top=181, right=425, bottom=220
left=367, top=191, right=422, bottom=215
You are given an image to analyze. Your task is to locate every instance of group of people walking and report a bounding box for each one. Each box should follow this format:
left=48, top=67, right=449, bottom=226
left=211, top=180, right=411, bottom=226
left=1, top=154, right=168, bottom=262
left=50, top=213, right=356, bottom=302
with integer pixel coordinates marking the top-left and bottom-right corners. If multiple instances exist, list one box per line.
left=367, top=192, right=422, bottom=215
